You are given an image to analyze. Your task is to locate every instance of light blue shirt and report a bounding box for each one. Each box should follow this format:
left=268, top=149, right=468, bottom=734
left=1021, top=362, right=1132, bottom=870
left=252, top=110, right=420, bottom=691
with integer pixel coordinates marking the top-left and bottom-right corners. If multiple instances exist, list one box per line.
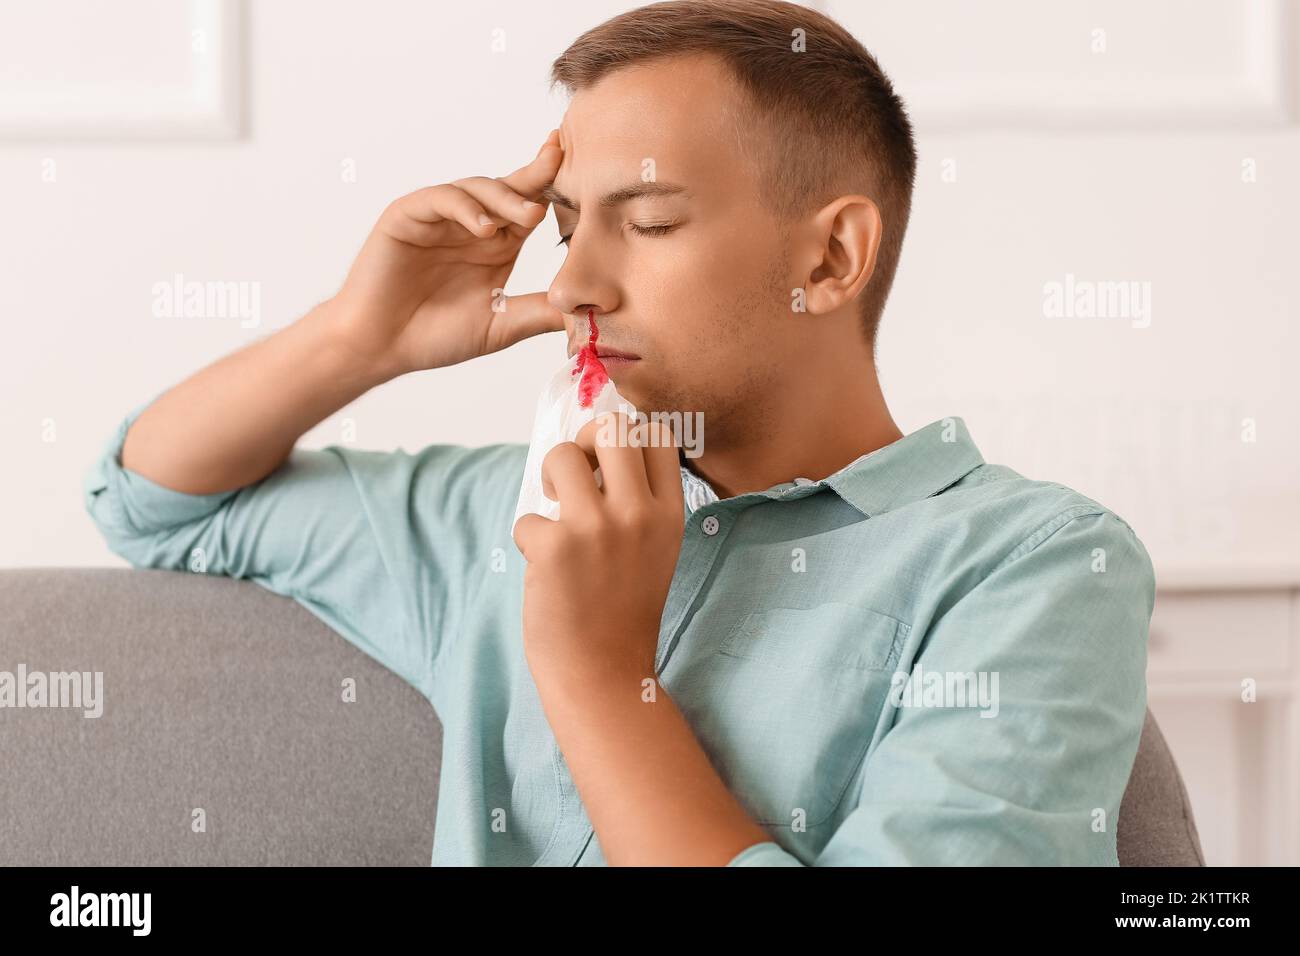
left=84, top=396, right=1154, bottom=865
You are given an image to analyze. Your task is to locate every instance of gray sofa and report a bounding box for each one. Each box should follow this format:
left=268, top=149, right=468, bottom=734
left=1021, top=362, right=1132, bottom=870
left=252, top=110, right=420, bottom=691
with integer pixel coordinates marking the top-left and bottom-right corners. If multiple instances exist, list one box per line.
left=0, top=567, right=1205, bottom=866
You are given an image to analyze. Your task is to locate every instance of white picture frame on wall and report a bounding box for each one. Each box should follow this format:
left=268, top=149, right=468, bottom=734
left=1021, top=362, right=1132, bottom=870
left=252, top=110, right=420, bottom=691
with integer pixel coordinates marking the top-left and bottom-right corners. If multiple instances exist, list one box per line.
left=0, top=0, right=242, bottom=140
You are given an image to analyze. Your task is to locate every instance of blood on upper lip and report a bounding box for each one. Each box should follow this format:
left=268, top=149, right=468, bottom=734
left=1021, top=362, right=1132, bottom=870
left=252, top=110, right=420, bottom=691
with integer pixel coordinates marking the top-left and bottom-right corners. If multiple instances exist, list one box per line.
left=572, top=308, right=610, bottom=408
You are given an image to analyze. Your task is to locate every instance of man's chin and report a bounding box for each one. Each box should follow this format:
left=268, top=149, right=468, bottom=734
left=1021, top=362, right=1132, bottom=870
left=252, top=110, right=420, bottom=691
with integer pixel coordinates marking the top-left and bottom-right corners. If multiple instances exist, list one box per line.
left=608, top=383, right=660, bottom=418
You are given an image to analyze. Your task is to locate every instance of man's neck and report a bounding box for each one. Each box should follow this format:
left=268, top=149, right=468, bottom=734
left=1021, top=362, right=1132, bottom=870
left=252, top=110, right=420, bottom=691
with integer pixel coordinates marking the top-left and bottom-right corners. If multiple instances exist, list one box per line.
left=681, top=355, right=903, bottom=500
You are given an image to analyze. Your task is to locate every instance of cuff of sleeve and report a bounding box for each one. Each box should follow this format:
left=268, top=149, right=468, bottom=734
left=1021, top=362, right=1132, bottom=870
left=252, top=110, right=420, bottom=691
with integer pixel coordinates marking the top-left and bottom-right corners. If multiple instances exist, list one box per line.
left=82, top=391, right=238, bottom=543
left=726, top=841, right=806, bottom=867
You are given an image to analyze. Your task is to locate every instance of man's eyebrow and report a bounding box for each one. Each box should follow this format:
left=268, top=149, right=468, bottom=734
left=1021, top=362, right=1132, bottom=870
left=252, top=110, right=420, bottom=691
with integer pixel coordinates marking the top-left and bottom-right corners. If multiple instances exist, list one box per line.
left=540, top=181, right=689, bottom=213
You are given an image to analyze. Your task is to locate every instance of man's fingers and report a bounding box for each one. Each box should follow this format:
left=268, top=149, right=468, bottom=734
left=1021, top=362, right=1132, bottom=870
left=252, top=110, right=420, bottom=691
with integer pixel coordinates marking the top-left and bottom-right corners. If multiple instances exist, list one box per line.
left=483, top=292, right=567, bottom=353
left=570, top=411, right=683, bottom=504
left=453, top=176, right=548, bottom=231
left=512, top=512, right=551, bottom=558
left=384, top=184, right=498, bottom=242
left=574, top=412, right=651, bottom=504
left=387, top=174, right=543, bottom=243
left=382, top=131, right=561, bottom=246
left=540, top=441, right=602, bottom=512
left=497, top=128, right=563, bottom=201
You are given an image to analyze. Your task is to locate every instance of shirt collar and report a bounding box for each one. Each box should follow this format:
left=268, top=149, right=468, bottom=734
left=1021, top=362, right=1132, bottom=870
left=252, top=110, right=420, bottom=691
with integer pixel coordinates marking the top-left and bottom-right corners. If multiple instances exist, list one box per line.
left=678, top=416, right=985, bottom=519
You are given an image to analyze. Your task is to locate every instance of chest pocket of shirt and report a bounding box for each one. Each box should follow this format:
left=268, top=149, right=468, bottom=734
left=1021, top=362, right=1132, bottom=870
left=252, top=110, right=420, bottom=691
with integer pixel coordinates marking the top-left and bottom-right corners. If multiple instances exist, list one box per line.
left=683, top=602, right=909, bottom=829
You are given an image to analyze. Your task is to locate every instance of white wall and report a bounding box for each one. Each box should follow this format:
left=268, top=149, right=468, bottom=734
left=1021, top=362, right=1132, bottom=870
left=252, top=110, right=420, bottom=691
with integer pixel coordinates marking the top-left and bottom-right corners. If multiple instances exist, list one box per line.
left=1, top=0, right=1297, bottom=863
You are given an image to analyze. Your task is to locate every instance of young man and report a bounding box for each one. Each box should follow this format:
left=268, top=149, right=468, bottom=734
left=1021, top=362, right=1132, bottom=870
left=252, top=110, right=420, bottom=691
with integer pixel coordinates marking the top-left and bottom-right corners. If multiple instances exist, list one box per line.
left=84, top=0, right=1154, bottom=866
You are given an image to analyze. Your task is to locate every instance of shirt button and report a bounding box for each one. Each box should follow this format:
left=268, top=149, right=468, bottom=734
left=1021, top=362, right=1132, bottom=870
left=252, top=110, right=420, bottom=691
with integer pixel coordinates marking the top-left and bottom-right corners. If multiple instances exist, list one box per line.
left=701, top=514, right=720, bottom=536
left=793, top=477, right=815, bottom=486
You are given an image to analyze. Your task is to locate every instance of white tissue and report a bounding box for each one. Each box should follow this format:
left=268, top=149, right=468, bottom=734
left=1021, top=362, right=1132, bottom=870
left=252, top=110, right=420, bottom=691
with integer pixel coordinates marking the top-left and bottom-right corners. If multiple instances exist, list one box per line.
left=512, top=354, right=639, bottom=525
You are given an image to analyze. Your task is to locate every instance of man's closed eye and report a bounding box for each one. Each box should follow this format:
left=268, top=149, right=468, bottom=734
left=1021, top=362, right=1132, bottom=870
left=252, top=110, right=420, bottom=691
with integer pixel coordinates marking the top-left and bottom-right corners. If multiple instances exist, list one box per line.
left=556, top=221, right=680, bottom=246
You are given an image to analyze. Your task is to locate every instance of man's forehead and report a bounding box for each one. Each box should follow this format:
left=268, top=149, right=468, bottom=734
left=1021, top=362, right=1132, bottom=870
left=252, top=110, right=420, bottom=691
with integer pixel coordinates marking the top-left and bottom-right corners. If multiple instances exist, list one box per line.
left=556, top=56, right=743, bottom=161
left=554, top=62, right=742, bottom=206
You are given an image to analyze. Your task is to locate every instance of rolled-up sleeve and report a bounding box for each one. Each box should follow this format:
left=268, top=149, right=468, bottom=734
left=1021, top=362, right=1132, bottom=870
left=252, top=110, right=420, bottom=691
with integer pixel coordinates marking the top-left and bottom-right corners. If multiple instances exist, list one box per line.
left=83, top=391, right=526, bottom=703
left=82, top=393, right=245, bottom=547
left=726, top=508, right=1155, bottom=867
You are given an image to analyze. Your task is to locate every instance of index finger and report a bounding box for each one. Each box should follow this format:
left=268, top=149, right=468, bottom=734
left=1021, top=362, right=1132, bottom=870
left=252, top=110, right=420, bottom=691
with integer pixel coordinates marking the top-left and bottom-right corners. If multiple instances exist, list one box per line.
left=573, top=412, right=649, bottom=504
left=497, top=128, right=563, bottom=201
left=573, top=412, right=683, bottom=504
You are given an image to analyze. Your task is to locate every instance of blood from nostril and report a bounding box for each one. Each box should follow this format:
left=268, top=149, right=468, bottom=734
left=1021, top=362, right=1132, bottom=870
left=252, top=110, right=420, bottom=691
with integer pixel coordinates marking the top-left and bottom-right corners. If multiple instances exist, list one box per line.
left=571, top=307, right=609, bottom=408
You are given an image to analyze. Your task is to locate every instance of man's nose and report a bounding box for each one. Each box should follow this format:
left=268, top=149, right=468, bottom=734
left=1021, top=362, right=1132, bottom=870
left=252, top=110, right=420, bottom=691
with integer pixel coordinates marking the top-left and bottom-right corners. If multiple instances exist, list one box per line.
left=548, top=234, right=614, bottom=347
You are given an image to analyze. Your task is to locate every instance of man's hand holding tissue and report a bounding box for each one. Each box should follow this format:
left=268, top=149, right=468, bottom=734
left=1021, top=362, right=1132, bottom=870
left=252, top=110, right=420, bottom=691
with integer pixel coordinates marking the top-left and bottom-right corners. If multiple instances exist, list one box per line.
left=512, top=411, right=683, bottom=691
left=511, top=411, right=771, bottom=865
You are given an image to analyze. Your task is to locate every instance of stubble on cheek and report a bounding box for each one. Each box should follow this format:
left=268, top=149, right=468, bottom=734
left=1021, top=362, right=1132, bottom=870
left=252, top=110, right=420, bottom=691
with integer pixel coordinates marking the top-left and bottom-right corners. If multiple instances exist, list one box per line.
left=718, top=245, right=796, bottom=444
left=637, top=249, right=790, bottom=451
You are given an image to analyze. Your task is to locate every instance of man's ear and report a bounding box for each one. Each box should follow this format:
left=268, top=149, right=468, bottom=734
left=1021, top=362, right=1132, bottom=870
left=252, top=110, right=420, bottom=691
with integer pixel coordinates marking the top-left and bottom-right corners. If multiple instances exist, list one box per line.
left=800, top=195, right=883, bottom=316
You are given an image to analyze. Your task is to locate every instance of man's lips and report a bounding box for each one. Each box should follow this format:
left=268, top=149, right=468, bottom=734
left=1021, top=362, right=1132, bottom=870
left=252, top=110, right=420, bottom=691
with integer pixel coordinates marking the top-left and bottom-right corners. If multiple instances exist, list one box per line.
left=566, top=343, right=641, bottom=362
